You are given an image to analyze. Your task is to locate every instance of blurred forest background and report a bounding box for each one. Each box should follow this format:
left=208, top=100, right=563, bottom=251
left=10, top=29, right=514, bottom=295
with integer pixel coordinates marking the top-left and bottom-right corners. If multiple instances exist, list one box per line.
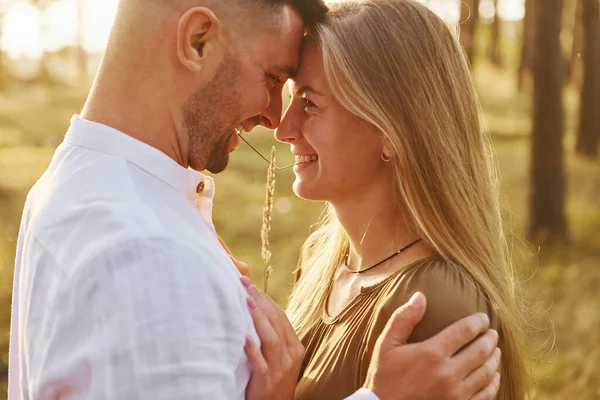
left=0, top=0, right=599, bottom=398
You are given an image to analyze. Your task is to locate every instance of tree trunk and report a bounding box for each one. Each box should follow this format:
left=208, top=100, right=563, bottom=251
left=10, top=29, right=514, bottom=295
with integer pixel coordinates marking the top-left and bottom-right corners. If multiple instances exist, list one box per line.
left=529, top=0, right=568, bottom=244
left=575, top=0, right=600, bottom=157
left=460, top=0, right=481, bottom=66
left=39, top=53, right=53, bottom=83
left=489, top=0, right=502, bottom=66
left=0, top=12, right=5, bottom=90
left=0, top=45, right=4, bottom=91
left=518, top=0, right=536, bottom=91
left=569, top=0, right=583, bottom=84
left=76, top=0, right=87, bottom=78
left=33, top=0, right=54, bottom=84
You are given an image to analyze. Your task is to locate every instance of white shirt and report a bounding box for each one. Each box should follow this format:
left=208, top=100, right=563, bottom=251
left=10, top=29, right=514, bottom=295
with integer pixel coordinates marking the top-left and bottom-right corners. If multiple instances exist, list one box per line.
left=9, top=116, right=378, bottom=400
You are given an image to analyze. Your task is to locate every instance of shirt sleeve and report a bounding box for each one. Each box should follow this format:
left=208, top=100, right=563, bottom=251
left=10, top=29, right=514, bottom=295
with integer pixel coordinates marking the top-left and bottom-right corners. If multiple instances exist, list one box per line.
left=33, top=236, right=250, bottom=399
left=345, top=388, right=381, bottom=400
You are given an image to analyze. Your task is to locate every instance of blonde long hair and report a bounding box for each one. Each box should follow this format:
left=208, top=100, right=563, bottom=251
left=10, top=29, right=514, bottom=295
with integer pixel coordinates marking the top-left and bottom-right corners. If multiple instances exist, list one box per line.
left=286, top=0, right=527, bottom=398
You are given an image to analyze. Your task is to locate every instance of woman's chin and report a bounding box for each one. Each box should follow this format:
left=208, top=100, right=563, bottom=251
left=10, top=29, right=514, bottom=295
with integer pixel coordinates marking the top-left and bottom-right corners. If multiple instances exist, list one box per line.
left=292, top=180, right=326, bottom=201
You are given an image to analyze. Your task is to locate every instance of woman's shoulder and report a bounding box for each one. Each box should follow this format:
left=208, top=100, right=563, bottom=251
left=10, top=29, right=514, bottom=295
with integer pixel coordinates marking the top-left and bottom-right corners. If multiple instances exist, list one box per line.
left=377, top=256, right=497, bottom=343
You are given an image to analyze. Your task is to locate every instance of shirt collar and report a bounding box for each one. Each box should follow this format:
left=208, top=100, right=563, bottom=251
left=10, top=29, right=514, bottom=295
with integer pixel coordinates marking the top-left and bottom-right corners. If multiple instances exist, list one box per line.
left=63, top=115, right=215, bottom=201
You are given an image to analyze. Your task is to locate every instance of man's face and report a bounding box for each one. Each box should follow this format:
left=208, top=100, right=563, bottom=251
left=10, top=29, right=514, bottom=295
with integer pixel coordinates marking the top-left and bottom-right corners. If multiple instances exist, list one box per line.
left=183, top=6, right=305, bottom=173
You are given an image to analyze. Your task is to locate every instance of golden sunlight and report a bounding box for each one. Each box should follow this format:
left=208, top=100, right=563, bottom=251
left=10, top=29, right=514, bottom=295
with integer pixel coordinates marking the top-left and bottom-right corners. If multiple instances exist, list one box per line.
left=1, top=0, right=523, bottom=60
left=1, top=0, right=118, bottom=59
left=1, top=2, right=41, bottom=58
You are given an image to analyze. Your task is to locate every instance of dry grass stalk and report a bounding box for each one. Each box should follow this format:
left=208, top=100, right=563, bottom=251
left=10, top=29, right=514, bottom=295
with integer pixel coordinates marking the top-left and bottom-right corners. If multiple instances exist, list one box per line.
left=261, top=146, right=276, bottom=293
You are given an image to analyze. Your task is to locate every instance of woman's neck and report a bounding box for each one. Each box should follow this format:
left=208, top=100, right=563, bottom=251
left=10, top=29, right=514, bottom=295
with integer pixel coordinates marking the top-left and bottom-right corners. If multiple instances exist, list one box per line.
left=331, top=185, right=424, bottom=273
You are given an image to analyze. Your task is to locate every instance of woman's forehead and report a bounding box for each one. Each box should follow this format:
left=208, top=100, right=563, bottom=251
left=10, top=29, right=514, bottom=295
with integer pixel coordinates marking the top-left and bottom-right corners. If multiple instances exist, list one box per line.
left=288, top=41, right=326, bottom=90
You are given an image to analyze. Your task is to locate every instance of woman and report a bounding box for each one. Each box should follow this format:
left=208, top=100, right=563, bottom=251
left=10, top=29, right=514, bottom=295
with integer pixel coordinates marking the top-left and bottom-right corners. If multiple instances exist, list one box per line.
left=238, top=0, right=526, bottom=398
left=268, top=0, right=528, bottom=398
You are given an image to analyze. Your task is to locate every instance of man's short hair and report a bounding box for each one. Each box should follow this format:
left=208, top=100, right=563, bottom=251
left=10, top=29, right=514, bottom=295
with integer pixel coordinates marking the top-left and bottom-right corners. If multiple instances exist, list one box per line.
left=259, top=0, right=329, bottom=25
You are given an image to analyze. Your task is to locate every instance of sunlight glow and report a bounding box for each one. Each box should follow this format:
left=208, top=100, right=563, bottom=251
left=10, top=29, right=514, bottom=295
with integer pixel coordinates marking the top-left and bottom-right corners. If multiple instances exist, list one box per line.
left=2, top=0, right=523, bottom=59
left=1, top=0, right=118, bottom=59
left=44, top=0, right=78, bottom=53
left=1, top=3, right=41, bottom=58
left=497, top=0, right=525, bottom=21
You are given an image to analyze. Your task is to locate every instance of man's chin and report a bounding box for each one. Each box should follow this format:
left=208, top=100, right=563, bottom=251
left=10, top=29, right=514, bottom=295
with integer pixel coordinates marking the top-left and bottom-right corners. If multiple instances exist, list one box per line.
left=206, top=133, right=239, bottom=173
left=205, top=153, right=229, bottom=174
left=228, top=131, right=240, bottom=152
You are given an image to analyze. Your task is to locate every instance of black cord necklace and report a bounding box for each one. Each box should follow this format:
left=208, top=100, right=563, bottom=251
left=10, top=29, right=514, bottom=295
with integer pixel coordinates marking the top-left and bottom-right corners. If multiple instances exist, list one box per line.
left=344, top=238, right=422, bottom=274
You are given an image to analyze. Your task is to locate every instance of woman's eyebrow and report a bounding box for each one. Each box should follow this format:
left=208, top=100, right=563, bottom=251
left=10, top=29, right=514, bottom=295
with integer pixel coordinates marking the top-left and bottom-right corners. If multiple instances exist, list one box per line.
left=293, top=84, right=324, bottom=96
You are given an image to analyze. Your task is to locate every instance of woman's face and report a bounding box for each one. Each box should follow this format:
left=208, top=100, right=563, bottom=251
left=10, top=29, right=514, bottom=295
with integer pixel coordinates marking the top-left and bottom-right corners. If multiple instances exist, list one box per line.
left=275, top=39, right=390, bottom=202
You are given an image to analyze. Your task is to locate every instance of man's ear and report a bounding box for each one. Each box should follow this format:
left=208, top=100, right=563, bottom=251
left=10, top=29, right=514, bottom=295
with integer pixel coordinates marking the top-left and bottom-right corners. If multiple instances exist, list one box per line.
left=177, top=7, right=224, bottom=73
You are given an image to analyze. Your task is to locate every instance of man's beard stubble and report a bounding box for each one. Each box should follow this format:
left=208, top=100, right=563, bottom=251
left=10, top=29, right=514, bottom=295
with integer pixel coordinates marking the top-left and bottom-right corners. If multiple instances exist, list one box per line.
left=183, top=56, right=242, bottom=174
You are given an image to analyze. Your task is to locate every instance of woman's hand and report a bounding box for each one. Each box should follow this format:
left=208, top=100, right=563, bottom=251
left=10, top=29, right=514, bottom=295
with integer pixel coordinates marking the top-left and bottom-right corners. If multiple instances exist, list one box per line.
left=241, top=276, right=304, bottom=400
left=217, top=235, right=249, bottom=276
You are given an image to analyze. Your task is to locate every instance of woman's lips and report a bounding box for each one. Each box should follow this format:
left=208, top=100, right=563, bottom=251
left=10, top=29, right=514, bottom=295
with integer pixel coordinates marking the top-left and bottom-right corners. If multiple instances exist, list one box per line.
left=294, top=154, right=318, bottom=164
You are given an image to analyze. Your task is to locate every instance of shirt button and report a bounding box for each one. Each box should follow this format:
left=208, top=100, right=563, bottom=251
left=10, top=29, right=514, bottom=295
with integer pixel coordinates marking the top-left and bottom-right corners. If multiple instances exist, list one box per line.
left=196, top=181, right=205, bottom=194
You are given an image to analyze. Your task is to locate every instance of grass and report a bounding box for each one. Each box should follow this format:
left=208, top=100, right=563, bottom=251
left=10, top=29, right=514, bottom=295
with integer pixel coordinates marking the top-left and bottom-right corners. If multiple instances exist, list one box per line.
left=0, top=61, right=599, bottom=398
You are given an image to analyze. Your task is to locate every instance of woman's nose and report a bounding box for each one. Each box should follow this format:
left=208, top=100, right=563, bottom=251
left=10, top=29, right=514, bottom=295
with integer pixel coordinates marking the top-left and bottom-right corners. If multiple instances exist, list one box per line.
left=275, top=103, right=301, bottom=144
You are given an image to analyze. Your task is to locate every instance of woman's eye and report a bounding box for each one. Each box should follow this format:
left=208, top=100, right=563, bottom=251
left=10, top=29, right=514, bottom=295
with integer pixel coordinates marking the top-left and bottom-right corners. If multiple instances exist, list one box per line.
left=302, top=98, right=316, bottom=109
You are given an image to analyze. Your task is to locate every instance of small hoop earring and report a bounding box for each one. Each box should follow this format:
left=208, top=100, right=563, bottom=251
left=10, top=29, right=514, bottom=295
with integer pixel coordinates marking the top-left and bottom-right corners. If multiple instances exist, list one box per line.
left=381, top=151, right=392, bottom=162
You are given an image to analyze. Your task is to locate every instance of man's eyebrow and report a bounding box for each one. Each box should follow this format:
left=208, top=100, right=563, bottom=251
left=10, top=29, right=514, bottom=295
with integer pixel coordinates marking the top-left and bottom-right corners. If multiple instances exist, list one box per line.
left=274, top=65, right=297, bottom=78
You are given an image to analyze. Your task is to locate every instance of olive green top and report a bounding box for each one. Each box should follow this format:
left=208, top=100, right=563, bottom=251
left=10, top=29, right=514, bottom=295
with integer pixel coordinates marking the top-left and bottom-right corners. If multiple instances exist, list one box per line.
left=295, top=256, right=498, bottom=400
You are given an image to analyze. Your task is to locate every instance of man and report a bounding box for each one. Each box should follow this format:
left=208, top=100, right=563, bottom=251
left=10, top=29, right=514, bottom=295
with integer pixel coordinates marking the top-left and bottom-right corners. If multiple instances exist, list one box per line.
left=8, top=0, right=500, bottom=399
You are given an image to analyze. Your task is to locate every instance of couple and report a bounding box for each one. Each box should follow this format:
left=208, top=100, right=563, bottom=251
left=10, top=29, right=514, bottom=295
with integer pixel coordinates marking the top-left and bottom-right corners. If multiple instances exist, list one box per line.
left=8, top=0, right=526, bottom=399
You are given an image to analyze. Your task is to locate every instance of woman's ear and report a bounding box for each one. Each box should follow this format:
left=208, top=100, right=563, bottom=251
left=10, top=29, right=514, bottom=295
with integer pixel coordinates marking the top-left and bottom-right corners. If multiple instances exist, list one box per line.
left=382, top=147, right=394, bottom=159
left=381, top=137, right=396, bottom=160
left=176, top=7, right=224, bottom=73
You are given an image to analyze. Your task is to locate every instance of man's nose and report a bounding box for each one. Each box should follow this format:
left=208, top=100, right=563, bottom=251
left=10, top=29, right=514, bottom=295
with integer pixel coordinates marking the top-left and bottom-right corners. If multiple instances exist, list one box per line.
left=258, top=88, right=284, bottom=130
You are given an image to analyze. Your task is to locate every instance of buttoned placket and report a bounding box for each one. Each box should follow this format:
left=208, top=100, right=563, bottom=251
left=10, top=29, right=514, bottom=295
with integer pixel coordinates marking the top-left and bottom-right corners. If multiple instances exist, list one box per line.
left=189, top=176, right=216, bottom=235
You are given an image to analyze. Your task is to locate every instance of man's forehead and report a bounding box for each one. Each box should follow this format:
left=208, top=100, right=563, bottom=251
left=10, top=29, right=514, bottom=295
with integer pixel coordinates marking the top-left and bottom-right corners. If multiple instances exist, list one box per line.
left=264, top=6, right=305, bottom=73
left=261, top=39, right=301, bottom=78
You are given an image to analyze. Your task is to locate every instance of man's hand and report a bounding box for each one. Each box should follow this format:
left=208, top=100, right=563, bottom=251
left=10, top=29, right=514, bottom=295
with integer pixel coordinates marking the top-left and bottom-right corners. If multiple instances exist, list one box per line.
left=364, top=292, right=501, bottom=400
left=241, top=277, right=304, bottom=400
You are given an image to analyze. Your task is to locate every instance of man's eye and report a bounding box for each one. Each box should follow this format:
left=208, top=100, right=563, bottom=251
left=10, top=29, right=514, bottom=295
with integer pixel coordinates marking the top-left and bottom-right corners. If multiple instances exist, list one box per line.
left=266, top=74, right=283, bottom=88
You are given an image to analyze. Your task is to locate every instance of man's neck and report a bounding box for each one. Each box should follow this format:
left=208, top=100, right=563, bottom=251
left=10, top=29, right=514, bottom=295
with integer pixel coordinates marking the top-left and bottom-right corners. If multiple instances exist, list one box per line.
left=80, top=64, right=188, bottom=168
